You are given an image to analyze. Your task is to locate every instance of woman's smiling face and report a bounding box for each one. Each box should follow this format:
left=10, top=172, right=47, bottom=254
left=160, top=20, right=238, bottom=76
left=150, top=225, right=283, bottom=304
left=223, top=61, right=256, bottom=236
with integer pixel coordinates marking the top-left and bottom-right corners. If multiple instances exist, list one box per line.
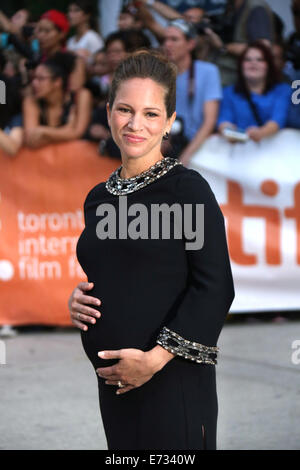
left=107, top=77, right=176, bottom=161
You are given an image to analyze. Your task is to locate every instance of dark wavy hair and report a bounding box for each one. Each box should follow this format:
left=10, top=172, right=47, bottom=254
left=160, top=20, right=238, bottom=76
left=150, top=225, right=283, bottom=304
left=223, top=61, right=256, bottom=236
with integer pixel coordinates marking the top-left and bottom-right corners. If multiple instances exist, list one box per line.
left=69, top=0, right=98, bottom=31
left=235, top=41, right=281, bottom=96
left=42, top=51, right=76, bottom=91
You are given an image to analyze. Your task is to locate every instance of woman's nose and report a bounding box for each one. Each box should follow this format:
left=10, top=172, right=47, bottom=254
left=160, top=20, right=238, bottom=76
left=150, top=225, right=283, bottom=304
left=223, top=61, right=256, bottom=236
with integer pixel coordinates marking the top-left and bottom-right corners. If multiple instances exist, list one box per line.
left=128, top=113, right=143, bottom=131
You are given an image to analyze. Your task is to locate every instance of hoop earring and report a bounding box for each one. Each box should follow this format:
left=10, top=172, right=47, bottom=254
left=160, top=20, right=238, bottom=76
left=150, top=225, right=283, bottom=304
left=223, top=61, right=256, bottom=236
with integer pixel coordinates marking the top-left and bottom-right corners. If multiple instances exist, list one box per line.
left=163, top=132, right=169, bottom=141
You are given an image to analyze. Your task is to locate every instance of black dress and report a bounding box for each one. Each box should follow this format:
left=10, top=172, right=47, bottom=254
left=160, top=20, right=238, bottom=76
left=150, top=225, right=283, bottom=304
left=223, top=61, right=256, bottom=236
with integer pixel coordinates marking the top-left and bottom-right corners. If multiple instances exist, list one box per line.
left=76, top=159, right=235, bottom=450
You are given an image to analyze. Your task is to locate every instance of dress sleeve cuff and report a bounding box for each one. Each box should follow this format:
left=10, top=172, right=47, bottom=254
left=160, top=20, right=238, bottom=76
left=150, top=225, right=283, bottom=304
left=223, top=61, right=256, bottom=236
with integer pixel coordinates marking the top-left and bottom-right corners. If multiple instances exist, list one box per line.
left=156, top=326, right=219, bottom=365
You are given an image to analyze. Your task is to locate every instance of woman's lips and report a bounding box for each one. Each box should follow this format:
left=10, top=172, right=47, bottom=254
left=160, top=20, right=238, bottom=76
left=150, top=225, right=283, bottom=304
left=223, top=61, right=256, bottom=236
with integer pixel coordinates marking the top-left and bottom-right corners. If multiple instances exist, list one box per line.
left=123, top=134, right=146, bottom=143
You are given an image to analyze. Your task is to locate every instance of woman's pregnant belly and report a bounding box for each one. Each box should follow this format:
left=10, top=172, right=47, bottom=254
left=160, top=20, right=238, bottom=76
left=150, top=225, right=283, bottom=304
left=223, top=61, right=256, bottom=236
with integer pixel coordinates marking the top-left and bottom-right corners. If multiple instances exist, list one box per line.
left=80, top=273, right=186, bottom=369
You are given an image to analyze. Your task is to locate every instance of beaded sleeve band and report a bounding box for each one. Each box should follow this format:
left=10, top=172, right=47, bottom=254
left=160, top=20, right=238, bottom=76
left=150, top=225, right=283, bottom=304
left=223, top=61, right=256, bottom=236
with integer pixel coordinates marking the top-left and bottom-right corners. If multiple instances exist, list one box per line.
left=105, top=157, right=182, bottom=195
left=156, top=326, right=219, bottom=365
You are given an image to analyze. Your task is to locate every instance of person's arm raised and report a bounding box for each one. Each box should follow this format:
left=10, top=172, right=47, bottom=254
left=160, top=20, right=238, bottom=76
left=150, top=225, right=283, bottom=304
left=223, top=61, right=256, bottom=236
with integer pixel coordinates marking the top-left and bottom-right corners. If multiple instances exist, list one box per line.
left=138, top=0, right=182, bottom=20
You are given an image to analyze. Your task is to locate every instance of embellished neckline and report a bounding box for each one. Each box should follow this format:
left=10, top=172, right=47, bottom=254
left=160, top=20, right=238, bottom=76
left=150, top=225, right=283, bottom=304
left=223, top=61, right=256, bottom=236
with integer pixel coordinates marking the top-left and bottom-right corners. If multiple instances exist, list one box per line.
left=105, top=157, right=182, bottom=195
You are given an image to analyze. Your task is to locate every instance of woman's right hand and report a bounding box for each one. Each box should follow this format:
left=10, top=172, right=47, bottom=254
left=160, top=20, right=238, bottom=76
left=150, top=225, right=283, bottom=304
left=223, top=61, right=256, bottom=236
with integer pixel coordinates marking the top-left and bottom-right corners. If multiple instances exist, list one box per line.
left=68, top=282, right=101, bottom=331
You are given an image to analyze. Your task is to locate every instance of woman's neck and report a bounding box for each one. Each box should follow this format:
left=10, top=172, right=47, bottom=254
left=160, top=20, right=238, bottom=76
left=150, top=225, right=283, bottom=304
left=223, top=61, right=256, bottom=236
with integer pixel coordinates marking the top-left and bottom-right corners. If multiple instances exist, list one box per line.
left=246, top=79, right=265, bottom=94
left=76, top=22, right=89, bottom=39
left=43, top=44, right=62, bottom=58
left=44, top=88, right=65, bottom=107
left=119, top=154, right=164, bottom=179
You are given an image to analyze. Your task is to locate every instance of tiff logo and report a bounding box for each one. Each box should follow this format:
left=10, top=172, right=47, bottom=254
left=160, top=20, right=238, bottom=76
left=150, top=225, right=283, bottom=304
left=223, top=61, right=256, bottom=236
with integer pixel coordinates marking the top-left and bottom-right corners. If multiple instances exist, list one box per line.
left=0, top=80, right=6, bottom=104
left=0, top=340, right=6, bottom=364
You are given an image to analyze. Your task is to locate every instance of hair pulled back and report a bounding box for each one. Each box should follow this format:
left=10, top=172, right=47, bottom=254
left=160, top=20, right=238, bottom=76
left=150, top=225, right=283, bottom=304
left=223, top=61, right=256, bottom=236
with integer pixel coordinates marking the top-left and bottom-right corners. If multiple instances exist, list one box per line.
left=109, top=49, right=177, bottom=118
left=43, top=51, right=76, bottom=91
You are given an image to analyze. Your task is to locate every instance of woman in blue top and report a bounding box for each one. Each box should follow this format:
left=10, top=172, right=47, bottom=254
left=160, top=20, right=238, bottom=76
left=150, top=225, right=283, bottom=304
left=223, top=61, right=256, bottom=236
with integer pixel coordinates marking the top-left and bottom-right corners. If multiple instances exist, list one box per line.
left=218, top=41, right=291, bottom=143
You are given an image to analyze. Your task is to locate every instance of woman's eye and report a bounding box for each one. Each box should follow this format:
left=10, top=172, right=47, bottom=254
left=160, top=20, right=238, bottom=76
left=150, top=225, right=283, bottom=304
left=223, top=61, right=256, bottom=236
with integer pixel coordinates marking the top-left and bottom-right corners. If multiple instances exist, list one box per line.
left=118, top=108, right=130, bottom=113
left=147, top=112, right=158, bottom=117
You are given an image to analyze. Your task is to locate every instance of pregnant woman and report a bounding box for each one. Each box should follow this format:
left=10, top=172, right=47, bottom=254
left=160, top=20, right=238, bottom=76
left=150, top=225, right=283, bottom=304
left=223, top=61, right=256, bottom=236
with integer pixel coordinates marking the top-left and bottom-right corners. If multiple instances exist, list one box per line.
left=68, top=50, right=235, bottom=450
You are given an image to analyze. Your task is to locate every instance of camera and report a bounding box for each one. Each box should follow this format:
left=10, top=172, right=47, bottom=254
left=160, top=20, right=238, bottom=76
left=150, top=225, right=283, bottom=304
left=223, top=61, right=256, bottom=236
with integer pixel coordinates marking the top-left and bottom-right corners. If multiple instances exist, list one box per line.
left=194, top=14, right=234, bottom=43
left=22, top=25, right=35, bottom=40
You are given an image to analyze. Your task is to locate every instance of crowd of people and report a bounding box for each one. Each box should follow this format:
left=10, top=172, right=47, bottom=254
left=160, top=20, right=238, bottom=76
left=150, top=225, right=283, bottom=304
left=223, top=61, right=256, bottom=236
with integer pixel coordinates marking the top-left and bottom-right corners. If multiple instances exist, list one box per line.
left=0, top=0, right=299, bottom=163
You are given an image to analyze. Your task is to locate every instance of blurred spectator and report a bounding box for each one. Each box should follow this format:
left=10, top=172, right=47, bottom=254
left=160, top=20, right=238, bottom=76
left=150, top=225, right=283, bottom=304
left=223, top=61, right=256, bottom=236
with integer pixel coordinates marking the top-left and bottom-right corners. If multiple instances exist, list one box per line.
left=118, top=5, right=143, bottom=30
left=97, top=30, right=150, bottom=91
left=67, top=0, right=104, bottom=63
left=285, top=0, right=300, bottom=82
left=284, top=1, right=300, bottom=130
left=198, top=0, right=276, bottom=86
left=0, top=8, right=38, bottom=52
left=34, top=9, right=86, bottom=91
left=218, top=42, right=291, bottom=142
left=0, top=68, right=23, bottom=155
left=133, top=0, right=182, bottom=43
left=131, top=2, right=211, bottom=61
left=183, top=8, right=205, bottom=24
left=0, top=9, right=30, bottom=37
left=0, top=118, right=23, bottom=156
left=88, top=47, right=110, bottom=90
left=159, top=0, right=226, bottom=16
left=118, top=4, right=159, bottom=47
left=0, top=53, right=22, bottom=125
left=272, top=42, right=290, bottom=83
left=162, top=18, right=222, bottom=165
left=92, top=31, right=129, bottom=96
left=23, top=52, right=92, bottom=148
left=0, top=9, right=38, bottom=86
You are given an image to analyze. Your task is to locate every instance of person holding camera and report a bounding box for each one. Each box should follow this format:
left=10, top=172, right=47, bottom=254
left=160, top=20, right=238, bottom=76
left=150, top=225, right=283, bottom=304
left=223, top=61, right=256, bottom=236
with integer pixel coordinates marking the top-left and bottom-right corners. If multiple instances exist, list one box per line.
left=0, top=8, right=38, bottom=53
left=218, top=42, right=291, bottom=143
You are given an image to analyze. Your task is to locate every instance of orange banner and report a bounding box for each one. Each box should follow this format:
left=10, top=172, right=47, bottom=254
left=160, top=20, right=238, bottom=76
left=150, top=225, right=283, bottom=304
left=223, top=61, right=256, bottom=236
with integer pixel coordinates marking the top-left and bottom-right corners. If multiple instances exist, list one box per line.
left=0, top=141, right=120, bottom=326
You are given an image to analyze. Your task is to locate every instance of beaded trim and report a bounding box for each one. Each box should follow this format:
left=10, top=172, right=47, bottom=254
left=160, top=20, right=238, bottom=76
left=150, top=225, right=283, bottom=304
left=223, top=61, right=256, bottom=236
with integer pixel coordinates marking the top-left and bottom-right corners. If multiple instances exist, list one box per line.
left=156, top=326, right=219, bottom=365
left=105, top=157, right=182, bottom=195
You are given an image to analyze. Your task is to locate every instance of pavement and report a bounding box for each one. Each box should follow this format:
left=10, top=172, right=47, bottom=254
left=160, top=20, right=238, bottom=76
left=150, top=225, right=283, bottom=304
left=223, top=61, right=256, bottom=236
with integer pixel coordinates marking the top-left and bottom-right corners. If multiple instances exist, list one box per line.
left=0, top=314, right=300, bottom=450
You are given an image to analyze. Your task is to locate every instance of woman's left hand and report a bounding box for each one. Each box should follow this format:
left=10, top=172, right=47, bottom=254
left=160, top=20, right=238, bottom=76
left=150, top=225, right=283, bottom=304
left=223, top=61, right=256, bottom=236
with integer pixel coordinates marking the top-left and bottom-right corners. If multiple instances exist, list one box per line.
left=96, top=348, right=155, bottom=394
left=96, top=346, right=174, bottom=395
